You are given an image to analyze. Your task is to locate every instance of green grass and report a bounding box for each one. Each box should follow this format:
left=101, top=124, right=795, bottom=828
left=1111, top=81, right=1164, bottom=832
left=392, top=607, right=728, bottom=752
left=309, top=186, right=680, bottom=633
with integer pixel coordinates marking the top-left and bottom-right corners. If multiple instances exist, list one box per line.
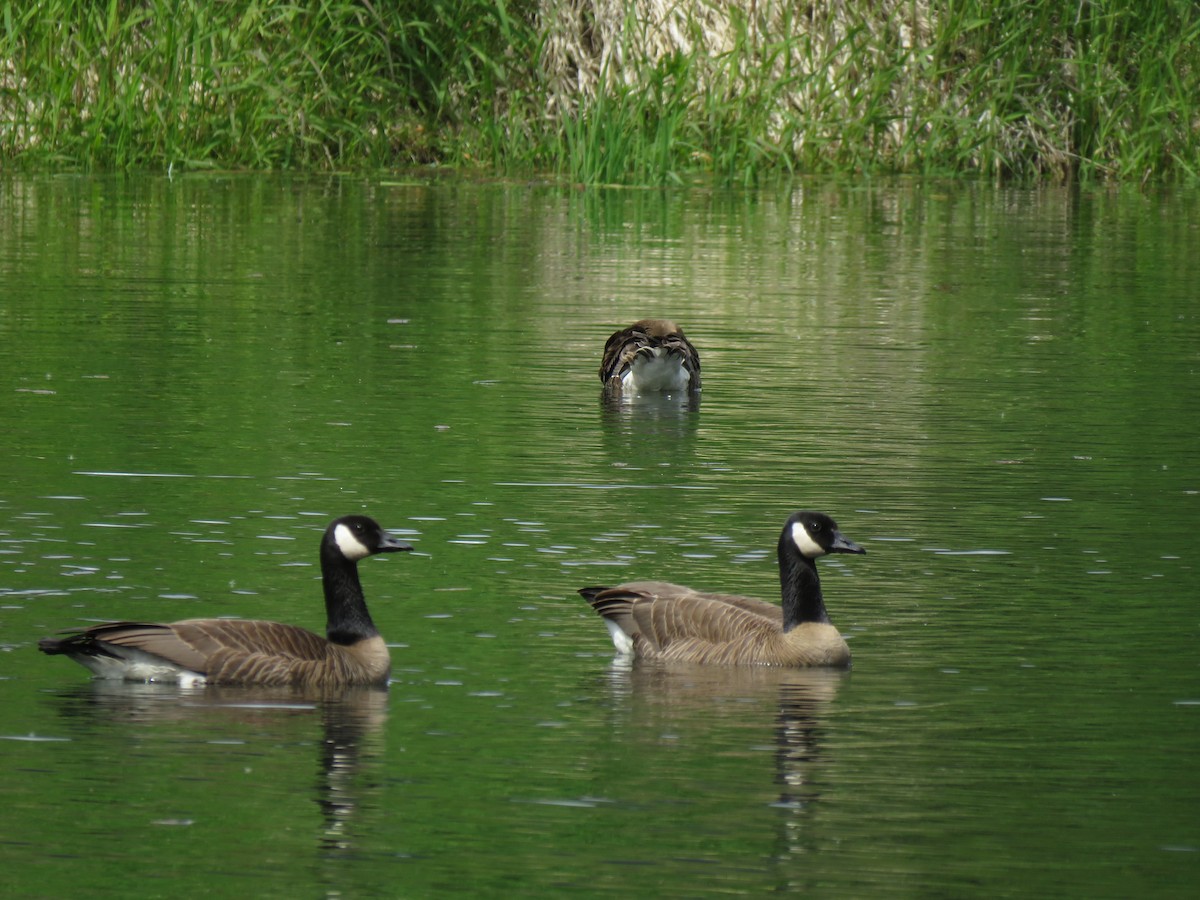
left=0, top=0, right=533, bottom=170
left=1, top=0, right=1196, bottom=182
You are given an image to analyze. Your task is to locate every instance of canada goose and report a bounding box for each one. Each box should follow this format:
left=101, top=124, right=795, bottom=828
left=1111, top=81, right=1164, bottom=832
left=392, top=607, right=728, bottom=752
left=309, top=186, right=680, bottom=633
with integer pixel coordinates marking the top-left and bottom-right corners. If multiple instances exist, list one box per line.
left=579, top=511, right=864, bottom=667
left=38, top=515, right=412, bottom=687
left=600, top=319, right=701, bottom=393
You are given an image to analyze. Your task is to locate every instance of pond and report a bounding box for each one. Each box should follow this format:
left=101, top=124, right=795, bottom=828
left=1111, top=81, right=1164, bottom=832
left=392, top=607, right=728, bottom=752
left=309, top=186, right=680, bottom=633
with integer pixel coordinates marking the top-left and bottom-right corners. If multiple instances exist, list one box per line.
left=1, top=174, right=1197, bottom=897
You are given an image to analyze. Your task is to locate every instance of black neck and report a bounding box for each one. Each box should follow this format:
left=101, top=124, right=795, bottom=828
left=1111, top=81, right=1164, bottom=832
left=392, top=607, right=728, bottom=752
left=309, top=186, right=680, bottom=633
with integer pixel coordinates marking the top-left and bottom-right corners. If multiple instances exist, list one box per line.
left=778, top=534, right=829, bottom=631
left=321, top=546, right=379, bottom=645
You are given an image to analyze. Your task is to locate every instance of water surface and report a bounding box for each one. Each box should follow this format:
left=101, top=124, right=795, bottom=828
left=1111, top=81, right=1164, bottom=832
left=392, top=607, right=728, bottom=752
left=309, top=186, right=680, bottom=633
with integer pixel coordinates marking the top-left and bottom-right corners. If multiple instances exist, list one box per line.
left=1, top=175, right=1197, bottom=897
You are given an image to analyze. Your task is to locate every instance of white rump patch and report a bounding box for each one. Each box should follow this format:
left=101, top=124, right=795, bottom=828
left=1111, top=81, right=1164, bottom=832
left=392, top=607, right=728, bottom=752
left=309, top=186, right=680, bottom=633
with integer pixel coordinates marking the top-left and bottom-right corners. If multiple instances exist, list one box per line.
left=628, top=350, right=690, bottom=392
left=334, top=522, right=372, bottom=560
left=791, top=521, right=826, bottom=558
left=76, top=646, right=206, bottom=684
left=604, top=620, right=636, bottom=656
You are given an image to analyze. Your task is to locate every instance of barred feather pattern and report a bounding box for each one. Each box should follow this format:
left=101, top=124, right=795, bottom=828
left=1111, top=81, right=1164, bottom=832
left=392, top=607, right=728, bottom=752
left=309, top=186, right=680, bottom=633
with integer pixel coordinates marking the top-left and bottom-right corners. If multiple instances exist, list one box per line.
left=599, top=319, right=701, bottom=391
left=39, top=619, right=391, bottom=687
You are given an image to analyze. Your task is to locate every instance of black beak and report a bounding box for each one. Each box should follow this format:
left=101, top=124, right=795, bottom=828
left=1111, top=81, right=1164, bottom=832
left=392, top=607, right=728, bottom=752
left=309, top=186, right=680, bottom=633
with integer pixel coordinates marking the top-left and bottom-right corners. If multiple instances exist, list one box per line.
left=379, top=534, right=414, bottom=553
left=830, top=531, right=866, bottom=555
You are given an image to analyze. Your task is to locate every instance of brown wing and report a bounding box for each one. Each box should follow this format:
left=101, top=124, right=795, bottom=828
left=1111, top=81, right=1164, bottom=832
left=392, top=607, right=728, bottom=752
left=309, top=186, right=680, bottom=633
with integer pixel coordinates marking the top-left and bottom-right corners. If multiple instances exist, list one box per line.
left=619, top=580, right=781, bottom=623
left=581, top=581, right=781, bottom=659
left=51, top=618, right=329, bottom=677
left=169, top=618, right=331, bottom=659
left=43, top=621, right=212, bottom=672
left=599, top=323, right=649, bottom=384
left=42, top=619, right=390, bottom=686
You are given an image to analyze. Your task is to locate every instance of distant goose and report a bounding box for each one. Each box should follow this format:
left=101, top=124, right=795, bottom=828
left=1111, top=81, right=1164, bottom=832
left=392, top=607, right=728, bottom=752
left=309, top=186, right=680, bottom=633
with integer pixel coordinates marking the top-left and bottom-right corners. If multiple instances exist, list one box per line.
left=38, top=515, right=412, bottom=687
left=600, top=319, right=701, bottom=393
left=579, top=511, right=864, bottom=667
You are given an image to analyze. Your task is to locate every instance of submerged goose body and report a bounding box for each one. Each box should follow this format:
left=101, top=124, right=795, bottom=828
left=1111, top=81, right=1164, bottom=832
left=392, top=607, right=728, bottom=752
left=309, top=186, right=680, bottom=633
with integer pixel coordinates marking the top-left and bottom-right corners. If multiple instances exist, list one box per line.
left=600, top=319, right=701, bottom=393
left=580, top=511, right=864, bottom=667
left=38, top=515, right=412, bottom=687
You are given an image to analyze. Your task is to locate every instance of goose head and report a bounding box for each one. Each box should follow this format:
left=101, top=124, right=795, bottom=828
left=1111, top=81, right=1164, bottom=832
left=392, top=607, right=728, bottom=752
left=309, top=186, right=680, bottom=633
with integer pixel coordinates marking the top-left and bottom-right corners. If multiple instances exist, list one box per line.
left=328, top=515, right=413, bottom=562
left=786, top=511, right=866, bottom=560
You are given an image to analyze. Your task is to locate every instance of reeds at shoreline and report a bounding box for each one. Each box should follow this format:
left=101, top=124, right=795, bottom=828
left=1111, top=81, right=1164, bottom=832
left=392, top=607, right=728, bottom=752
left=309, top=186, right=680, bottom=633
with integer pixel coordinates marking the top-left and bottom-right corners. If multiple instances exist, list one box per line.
left=1, top=0, right=1196, bottom=183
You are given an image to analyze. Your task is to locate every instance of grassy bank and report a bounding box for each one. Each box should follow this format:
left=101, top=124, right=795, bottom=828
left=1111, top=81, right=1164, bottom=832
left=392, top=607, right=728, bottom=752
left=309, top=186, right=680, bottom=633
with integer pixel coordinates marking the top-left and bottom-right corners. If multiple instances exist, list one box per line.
left=1, top=0, right=1197, bottom=183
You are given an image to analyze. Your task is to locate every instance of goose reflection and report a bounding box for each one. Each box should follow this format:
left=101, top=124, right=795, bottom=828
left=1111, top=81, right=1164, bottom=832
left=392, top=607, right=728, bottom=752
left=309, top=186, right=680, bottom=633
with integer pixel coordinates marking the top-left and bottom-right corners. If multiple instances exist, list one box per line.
left=312, top=686, right=388, bottom=855
left=600, top=661, right=845, bottom=859
left=769, top=671, right=842, bottom=808
left=44, top=681, right=387, bottom=857
left=599, top=389, right=700, bottom=464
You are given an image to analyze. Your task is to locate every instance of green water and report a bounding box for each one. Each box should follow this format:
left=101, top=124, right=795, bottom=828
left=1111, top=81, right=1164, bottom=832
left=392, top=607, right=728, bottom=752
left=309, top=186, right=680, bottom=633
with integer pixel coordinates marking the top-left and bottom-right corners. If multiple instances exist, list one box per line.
left=1, top=175, right=1197, bottom=898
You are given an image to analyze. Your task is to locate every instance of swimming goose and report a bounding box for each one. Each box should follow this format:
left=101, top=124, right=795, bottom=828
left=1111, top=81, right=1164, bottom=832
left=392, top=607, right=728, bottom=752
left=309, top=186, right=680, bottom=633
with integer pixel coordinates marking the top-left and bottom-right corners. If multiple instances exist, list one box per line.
left=579, top=511, right=864, bottom=667
left=38, top=515, right=412, bottom=687
left=599, top=319, right=701, bottom=393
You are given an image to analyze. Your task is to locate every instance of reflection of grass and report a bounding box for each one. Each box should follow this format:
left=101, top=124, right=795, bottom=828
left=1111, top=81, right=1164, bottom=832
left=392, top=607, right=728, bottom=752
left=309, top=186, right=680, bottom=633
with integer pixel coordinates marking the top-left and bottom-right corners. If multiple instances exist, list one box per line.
left=2, top=1, right=1197, bottom=182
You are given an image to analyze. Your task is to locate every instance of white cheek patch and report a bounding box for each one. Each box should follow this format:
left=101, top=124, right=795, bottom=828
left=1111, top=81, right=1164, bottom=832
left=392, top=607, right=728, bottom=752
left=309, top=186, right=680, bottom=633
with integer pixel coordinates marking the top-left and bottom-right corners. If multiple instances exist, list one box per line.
left=334, top=523, right=372, bottom=561
left=791, top=521, right=826, bottom=558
